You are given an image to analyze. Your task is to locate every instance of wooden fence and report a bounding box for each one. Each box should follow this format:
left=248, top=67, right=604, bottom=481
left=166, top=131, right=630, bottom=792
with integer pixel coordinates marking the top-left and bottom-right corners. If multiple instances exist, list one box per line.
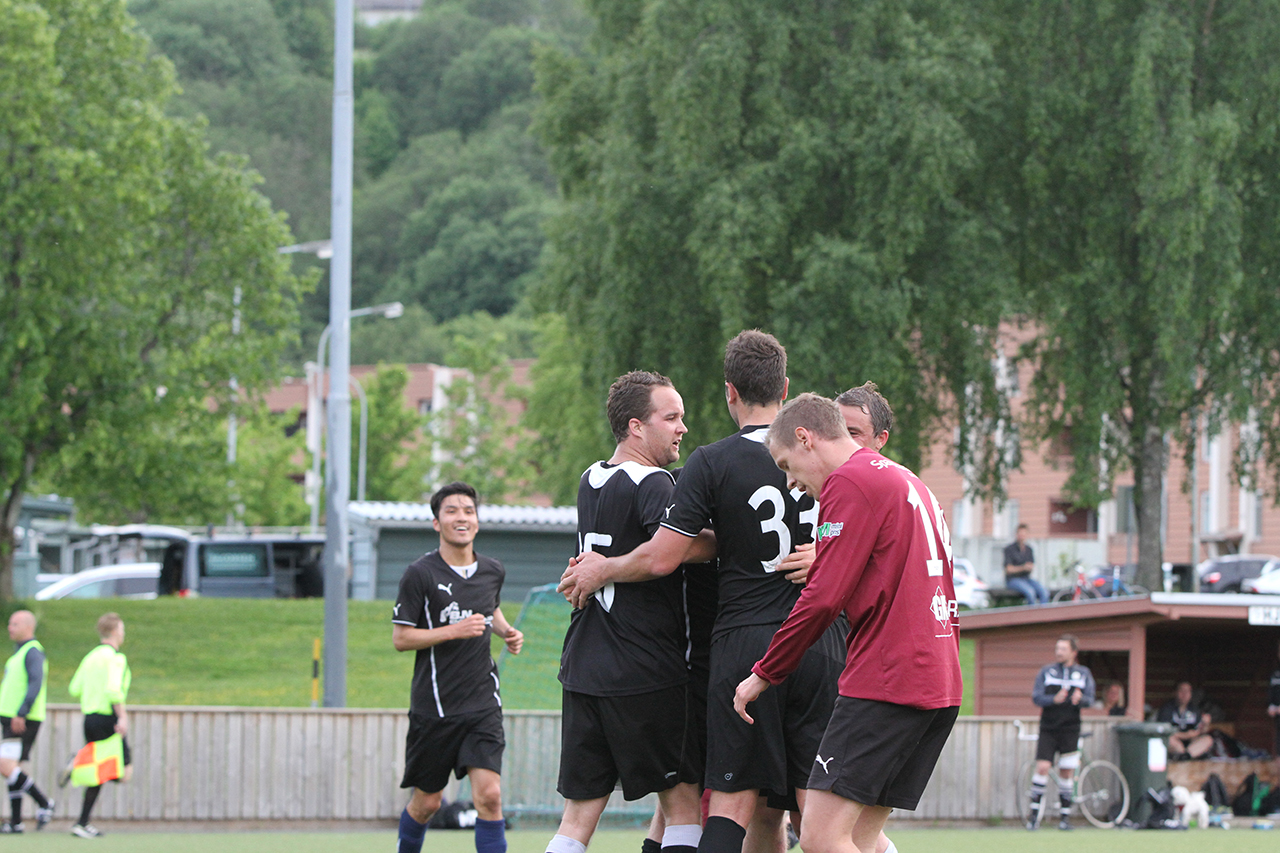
left=33, top=705, right=1119, bottom=822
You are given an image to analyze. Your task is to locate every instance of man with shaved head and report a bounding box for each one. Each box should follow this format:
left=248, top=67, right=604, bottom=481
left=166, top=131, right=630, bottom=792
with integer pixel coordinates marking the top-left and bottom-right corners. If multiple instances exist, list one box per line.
left=0, top=611, right=52, bottom=832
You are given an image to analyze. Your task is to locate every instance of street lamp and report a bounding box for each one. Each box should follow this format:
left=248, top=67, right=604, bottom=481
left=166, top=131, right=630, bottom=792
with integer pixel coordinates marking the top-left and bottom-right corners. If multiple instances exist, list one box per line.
left=307, top=301, right=404, bottom=530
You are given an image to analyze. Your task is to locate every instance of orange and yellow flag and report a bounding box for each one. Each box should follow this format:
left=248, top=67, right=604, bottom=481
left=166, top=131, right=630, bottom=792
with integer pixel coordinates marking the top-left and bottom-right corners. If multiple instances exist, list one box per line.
left=70, top=734, right=124, bottom=787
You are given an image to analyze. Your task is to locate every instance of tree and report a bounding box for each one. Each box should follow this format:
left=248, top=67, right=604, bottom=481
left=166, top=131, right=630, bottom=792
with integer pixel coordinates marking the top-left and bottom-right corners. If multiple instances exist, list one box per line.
left=0, top=0, right=310, bottom=595
left=984, top=0, right=1280, bottom=588
left=355, top=365, right=432, bottom=502
left=428, top=326, right=532, bottom=502
left=531, top=0, right=1012, bottom=485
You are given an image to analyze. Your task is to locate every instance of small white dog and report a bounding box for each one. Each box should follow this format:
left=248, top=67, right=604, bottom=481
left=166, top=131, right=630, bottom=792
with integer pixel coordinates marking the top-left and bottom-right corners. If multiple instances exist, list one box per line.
left=1171, top=785, right=1210, bottom=829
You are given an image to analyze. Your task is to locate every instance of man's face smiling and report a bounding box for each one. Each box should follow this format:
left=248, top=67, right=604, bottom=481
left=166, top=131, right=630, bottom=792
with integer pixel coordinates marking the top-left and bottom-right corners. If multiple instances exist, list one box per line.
left=637, top=386, right=687, bottom=467
left=839, top=403, right=885, bottom=451
left=434, top=494, right=478, bottom=549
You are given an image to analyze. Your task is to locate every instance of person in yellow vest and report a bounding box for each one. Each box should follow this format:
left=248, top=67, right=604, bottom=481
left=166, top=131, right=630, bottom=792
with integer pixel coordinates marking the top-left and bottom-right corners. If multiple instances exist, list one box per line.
left=0, top=610, right=53, bottom=833
left=65, top=613, right=131, bottom=840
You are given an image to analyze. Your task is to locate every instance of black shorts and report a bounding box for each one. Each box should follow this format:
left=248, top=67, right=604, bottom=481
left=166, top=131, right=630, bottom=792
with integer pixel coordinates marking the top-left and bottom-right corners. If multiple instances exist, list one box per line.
left=84, top=713, right=131, bottom=768
left=558, top=685, right=686, bottom=801
left=1035, top=725, right=1080, bottom=762
left=806, top=696, right=958, bottom=811
left=680, top=635, right=711, bottom=786
left=0, top=718, right=39, bottom=762
left=401, top=707, right=504, bottom=793
left=704, top=622, right=842, bottom=799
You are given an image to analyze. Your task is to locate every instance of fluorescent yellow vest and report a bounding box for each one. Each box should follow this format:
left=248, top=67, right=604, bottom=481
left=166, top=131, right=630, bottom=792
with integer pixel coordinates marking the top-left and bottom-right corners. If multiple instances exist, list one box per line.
left=0, top=639, right=46, bottom=722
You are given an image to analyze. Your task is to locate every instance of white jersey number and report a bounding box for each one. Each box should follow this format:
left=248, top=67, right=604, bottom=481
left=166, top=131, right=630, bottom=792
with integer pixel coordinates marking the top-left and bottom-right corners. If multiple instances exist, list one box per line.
left=578, top=532, right=616, bottom=612
left=905, top=482, right=952, bottom=577
left=749, top=485, right=791, bottom=573
left=793, top=488, right=819, bottom=543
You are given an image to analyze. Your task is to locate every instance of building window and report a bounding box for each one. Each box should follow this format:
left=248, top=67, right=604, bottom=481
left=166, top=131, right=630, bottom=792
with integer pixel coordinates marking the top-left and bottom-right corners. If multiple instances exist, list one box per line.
left=1115, top=486, right=1136, bottom=534
left=1049, top=499, right=1096, bottom=535
left=418, top=399, right=432, bottom=416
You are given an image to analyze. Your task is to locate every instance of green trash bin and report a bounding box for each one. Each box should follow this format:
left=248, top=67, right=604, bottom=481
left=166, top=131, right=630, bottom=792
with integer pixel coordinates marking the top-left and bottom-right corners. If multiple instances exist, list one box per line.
left=1115, top=722, right=1174, bottom=823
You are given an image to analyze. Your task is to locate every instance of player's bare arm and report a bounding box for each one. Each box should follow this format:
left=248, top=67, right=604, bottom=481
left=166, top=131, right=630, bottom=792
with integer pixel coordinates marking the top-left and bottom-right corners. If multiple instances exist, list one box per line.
left=778, top=542, right=814, bottom=584
left=558, top=527, right=715, bottom=609
left=492, top=606, right=523, bottom=655
left=392, top=615, right=487, bottom=651
left=732, top=673, right=770, bottom=725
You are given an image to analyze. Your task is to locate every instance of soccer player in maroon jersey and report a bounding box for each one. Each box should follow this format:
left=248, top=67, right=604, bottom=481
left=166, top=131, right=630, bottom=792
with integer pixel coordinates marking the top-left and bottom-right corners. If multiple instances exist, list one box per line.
left=734, top=392, right=962, bottom=853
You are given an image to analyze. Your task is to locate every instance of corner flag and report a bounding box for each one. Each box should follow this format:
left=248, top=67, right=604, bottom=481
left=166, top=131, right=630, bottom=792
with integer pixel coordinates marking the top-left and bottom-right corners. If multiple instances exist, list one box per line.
left=70, top=734, right=124, bottom=787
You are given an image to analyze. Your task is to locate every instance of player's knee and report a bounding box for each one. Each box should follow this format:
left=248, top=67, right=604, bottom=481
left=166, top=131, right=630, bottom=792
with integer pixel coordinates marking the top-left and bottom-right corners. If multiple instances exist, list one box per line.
left=408, top=789, right=443, bottom=823
left=472, top=779, right=502, bottom=816
left=797, top=822, right=836, bottom=853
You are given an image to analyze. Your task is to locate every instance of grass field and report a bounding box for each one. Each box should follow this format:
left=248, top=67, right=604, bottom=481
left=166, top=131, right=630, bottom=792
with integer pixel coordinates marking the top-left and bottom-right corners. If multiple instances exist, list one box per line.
left=0, top=827, right=1269, bottom=853
left=4, top=596, right=977, bottom=712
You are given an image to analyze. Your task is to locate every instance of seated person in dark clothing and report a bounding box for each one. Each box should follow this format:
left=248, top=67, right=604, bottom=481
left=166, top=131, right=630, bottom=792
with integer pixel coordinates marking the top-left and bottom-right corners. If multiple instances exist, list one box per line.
left=1156, top=681, right=1214, bottom=758
left=1003, top=524, right=1048, bottom=605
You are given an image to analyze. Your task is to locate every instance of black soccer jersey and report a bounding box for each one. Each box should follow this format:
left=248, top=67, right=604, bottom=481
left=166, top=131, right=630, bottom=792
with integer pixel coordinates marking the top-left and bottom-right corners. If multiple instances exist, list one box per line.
left=1032, top=662, right=1096, bottom=729
left=661, top=424, right=818, bottom=637
left=559, top=460, right=689, bottom=697
left=392, top=550, right=505, bottom=718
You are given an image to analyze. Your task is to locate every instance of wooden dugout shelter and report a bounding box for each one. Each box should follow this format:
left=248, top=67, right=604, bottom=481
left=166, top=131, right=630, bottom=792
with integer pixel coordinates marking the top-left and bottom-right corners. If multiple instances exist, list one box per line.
left=959, top=593, right=1280, bottom=751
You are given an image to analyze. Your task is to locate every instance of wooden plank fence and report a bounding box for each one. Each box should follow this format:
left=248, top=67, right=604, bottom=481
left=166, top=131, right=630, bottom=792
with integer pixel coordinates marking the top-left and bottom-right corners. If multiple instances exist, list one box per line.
left=31, top=706, right=1118, bottom=822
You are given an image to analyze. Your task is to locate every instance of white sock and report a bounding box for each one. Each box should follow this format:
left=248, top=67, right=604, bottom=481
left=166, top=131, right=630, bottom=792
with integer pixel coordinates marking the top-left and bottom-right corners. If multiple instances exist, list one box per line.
left=547, top=834, right=587, bottom=853
left=662, top=824, right=703, bottom=848
left=883, top=842, right=897, bottom=853
left=5, top=769, right=18, bottom=786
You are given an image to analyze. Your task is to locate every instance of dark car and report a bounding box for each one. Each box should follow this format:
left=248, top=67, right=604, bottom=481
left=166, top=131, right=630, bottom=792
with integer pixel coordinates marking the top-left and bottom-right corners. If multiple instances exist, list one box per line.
left=1196, top=554, right=1280, bottom=593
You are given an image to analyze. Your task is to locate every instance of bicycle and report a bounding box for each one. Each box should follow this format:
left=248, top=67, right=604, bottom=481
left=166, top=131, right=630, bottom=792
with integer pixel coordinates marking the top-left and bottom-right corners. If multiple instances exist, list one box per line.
left=1013, top=719, right=1130, bottom=828
left=1051, top=561, right=1100, bottom=603
left=1091, top=564, right=1149, bottom=598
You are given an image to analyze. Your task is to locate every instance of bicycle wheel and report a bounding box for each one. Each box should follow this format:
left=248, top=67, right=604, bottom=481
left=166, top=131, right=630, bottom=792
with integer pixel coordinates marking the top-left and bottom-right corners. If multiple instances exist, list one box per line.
left=1015, top=760, right=1047, bottom=827
left=1076, top=760, right=1129, bottom=828
left=1052, top=586, right=1099, bottom=603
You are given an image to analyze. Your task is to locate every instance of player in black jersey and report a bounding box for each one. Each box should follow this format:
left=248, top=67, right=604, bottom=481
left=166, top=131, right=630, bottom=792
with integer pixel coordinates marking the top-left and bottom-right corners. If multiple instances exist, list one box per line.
left=561, top=332, right=845, bottom=853
left=1028, top=635, right=1095, bottom=830
left=547, top=371, right=708, bottom=853
left=392, top=482, right=524, bottom=853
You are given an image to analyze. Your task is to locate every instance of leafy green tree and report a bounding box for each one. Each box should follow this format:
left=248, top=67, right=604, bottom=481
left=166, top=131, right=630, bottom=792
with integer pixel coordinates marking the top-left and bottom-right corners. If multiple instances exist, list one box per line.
left=354, top=365, right=432, bottom=502
left=984, top=0, right=1280, bottom=588
left=428, top=327, right=532, bottom=502
left=532, top=0, right=1011, bottom=480
left=518, top=314, right=612, bottom=504
left=354, top=112, right=554, bottom=320
left=0, top=0, right=310, bottom=594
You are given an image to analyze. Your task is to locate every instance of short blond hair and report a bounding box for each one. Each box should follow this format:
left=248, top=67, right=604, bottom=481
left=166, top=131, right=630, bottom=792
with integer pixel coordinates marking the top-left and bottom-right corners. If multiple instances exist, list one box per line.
left=97, top=612, right=123, bottom=640
left=766, top=393, right=847, bottom=449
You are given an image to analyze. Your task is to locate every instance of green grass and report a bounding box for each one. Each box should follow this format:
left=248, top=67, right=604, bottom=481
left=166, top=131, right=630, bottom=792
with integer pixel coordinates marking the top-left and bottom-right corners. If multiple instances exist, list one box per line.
left=4, top=597, right=974, bottom=712
left=0, top=826, right=1270, bottom=853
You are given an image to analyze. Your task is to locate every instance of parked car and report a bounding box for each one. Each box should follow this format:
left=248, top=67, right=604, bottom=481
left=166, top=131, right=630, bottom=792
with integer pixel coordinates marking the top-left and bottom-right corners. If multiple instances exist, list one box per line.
left=35, top=563, right=160, bottom=600
left=953, top=558, right=992, bottom=609
left=1242, top=560, right=1280, bottom=594
left=1197, top=554, right=1280, bottom=593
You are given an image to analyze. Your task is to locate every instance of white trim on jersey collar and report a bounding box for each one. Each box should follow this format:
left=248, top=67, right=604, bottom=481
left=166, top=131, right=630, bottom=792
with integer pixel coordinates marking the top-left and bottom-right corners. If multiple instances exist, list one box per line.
left=742, top=428, right=769, bottom=444
left=587, top=460, right=674, bottom=488
left=449, top=561, right=478, bottom=580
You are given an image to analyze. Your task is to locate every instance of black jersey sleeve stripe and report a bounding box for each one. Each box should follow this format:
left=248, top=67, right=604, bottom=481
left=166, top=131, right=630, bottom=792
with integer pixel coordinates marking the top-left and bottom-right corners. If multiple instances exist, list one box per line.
left=659, top=521, right=699, bottom=538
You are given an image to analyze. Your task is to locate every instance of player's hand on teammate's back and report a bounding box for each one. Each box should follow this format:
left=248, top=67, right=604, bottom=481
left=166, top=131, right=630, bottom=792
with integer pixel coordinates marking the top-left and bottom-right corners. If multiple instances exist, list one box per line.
left=733, top=673, right=770, bottom=725
left=559, top=551, right=608, bottom=609
left=453, top=614, right=488, bottom=640
left=779, top=543, right=815, bottom=584
left=504, top=627, right=524, bottom=655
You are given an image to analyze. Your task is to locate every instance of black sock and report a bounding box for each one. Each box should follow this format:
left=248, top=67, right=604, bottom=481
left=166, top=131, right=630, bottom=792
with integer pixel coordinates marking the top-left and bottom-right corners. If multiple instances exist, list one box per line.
left=643, top=839, right=663, bottom=853
left=697, top=817, right=746, bottom=853
left=18, top=775, right=47, bottom=810
left=79, top=786, right=100, bottom=826
left=8, top=783, right=20, bottom=824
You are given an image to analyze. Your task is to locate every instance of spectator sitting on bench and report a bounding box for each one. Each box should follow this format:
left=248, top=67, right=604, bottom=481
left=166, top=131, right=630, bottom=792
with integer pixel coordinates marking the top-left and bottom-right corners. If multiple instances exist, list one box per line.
left=1156, top=682, right=1214, bottom=759
left=1003, top=524, right=1048, bottom=605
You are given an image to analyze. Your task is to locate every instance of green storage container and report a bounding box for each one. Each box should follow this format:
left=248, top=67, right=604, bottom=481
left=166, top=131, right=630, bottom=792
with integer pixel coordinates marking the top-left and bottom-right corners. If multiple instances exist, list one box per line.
left=1115, top=722, right=1174, bottom=823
